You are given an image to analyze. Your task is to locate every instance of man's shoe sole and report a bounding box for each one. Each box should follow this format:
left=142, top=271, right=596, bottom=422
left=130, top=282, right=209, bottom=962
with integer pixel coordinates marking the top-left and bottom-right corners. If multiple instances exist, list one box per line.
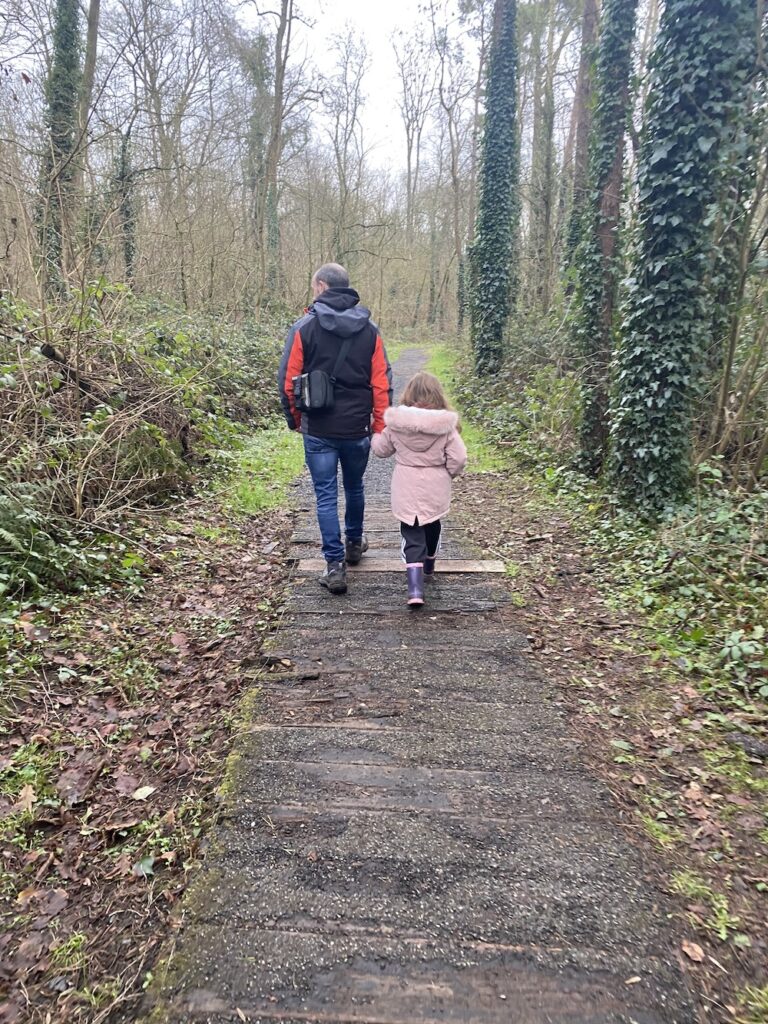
left=320, top=578, right=347, bottom=594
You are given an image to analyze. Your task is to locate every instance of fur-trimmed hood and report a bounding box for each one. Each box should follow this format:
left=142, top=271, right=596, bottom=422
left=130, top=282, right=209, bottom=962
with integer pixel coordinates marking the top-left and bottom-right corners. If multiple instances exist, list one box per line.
left=382, top=405, right=459, bottom=455
left=384, top=405, right=458, bottom=435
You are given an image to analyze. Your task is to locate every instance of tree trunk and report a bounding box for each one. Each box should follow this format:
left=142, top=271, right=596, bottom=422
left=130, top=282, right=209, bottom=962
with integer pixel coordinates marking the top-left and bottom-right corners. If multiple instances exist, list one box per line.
left=609, top=0, right=758, bottom=509
left=563, top=0, right=599, bottom=272
left=572, top=0, right=639, bottom=475
left=469, top=0, right=519, bottom=374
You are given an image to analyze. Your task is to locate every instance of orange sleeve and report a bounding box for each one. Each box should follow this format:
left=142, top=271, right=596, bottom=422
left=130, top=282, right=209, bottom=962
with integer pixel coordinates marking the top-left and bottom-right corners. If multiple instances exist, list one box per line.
left=370, top=334, right=390, bottom=434
left=283, top=330, right=304, bottom=430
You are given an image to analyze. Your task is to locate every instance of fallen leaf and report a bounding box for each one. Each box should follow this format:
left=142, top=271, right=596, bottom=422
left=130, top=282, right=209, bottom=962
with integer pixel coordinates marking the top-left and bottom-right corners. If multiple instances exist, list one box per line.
left=56, top=767, right=90, bottom=805
left=131, top=785, right=156, bottom=801
left=683, top=782, right=705, bottom=802
left=236, top=1009, right=248, bottom=1022
left=16, top=887, right=41, bottom=907
left=624, top=976, right=641, bottom=985
left=115, top=773, right=141, bottom=796
left=14, top=784, right=36, bottom=813
left=682, top=940, right=704, bottom=962
left=631, top=773, right=648, bottom=786
left=610, top=739, right=633, bottom=752
left=32, top=888, right=68, bottom=926
left=726, top=794, right=752, bottom=807
left=170, top=632, right=190, bottom=654
left=735, top=813, right=765, bottom=832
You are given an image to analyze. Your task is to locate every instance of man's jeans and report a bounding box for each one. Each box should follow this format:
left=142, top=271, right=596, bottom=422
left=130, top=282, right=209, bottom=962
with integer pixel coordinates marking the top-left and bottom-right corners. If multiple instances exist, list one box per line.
left=303, top=434, right=371, bottom=564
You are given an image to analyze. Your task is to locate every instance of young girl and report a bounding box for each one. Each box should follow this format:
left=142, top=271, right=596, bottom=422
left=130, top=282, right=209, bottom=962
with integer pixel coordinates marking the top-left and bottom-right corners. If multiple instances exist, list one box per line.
left=372, top=371, right=467, bottom=606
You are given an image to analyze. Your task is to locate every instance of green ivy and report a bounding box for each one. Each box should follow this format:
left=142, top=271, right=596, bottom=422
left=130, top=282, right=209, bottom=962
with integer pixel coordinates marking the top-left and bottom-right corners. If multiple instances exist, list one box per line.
left=38, top=0, right=81, bottom=290
left=468, top=0, right=519, bottom=376
left=571, top=0, right=639, bottom=475
left=609, top=0, right=759, bottom=511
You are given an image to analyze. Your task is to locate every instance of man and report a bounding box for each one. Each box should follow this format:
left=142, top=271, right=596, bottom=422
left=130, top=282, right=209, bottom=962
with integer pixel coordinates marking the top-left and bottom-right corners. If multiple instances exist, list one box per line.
left=278, top=263, right=392, bottom=595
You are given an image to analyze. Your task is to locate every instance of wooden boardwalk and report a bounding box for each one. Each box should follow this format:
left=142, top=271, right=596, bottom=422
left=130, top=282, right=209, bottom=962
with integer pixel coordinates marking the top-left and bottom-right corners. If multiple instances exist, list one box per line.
left=149, top=350, right=693, bottom=1024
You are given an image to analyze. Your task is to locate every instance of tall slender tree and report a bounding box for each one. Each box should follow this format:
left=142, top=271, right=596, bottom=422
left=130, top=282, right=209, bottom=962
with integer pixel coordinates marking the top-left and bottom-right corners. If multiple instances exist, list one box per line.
left=609, top=0, right=758, bottom=509
left=562, top=0, right=599, bottom=270
left=39, top=0, right=81, bottom=294
left=571, top=0, right=639, bottom=474
left=469, top=0, right=519, bottom=375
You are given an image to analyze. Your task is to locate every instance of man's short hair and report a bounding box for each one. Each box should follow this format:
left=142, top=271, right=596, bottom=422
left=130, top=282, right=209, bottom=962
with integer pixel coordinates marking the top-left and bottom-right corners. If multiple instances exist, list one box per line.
left=312, top=263, right=350, bottom=289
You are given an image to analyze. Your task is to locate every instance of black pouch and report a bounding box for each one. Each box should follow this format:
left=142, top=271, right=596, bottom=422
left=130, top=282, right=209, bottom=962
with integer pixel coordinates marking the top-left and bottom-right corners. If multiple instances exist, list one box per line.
left=293, top=369, right=335, bottom=412
left=292, top=336, right=353, bottom=414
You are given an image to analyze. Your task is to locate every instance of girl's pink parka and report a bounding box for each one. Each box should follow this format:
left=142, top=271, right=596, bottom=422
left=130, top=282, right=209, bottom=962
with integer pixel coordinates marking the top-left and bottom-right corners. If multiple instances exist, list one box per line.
left=371, top=405, right=467, bottom=525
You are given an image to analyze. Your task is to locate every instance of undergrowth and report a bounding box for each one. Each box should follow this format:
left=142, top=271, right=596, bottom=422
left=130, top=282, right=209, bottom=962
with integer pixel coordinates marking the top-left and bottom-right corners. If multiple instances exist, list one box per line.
left=1, top=284, right=284, bottom=603
left=429, top=341, right=768, bottom=712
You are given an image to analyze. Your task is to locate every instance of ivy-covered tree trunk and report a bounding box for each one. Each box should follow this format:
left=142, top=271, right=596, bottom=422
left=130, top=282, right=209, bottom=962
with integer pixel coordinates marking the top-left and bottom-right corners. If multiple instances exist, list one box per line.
left=469, top=0, right=519, bottom=376
left=571, top=0, right=638, bottom=475
left=39, top=0, right=82, bottom=295
left=116, top=131, right=136, bottom=285
left=609, top=0, right=758, bottom=510
left=562, top=0, right=599, bottom=273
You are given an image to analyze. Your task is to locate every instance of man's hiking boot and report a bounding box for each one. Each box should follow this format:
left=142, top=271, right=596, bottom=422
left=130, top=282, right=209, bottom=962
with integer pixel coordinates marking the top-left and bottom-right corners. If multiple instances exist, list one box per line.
left=320, top=560, right=347, bottom=595
left=345, top=535, right=368, bottom=566
left=424, top=555, right=437, bottom=578
left=406, top=564, right=424, bottom=607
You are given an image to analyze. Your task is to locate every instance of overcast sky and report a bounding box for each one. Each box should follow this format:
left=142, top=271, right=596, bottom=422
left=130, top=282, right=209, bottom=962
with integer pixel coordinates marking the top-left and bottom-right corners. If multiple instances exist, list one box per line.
left=295, top=0, right=431, bottom=173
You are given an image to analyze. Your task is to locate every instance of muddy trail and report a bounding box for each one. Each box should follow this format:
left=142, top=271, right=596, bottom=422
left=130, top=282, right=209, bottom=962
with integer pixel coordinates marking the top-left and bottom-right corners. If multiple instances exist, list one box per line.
left=148, top=349, right=695, bottom=1024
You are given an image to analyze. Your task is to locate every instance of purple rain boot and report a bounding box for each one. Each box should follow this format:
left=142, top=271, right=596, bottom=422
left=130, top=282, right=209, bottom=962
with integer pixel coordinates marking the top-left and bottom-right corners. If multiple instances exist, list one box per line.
left=406, top=563, right=425, bottom=607
left=424, top=553, right=437, bottom=579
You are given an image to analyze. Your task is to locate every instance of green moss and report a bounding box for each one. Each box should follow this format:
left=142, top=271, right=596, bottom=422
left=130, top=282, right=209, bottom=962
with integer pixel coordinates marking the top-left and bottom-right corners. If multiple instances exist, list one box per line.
left=639, top=813, right=682, bottom=849
left=701, top=746, right=768, bottom=796
left=671, top=870, right=741, bottom=940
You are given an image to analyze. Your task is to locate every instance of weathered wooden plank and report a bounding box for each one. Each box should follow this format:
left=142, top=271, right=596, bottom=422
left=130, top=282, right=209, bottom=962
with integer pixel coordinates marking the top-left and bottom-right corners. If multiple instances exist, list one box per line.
left=297, top=557, right=505, bottom=574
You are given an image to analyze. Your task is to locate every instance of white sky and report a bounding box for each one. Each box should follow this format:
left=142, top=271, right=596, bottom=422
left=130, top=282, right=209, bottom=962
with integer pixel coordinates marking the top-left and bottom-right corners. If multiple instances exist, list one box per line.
left=295, top=0, right=431, bottom=172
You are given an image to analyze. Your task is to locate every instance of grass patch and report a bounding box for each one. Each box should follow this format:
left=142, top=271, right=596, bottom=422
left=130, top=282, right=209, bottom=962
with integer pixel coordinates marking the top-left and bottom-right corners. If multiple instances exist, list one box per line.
left=670, top=870, right=743, bottom=942
left=640, top=813, right=683, bottom=849
left=224, top=424, right=304, bottom=514
left=737, top=985, right=768, bottom=1024
left=50, top=932, right=88, bottom=971
left=426, top=343, right=507, bottom=473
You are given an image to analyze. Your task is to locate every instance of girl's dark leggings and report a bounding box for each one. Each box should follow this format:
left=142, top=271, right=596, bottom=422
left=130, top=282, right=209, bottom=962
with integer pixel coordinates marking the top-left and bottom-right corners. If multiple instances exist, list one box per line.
left=400, top=518, right=442, bottom=564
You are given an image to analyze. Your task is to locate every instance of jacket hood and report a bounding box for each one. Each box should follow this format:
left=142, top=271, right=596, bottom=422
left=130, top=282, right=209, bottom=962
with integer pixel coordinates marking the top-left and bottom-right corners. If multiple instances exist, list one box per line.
left=312, top=287, right=372, bottom=338
left=384, top=405, right=458, bottom=444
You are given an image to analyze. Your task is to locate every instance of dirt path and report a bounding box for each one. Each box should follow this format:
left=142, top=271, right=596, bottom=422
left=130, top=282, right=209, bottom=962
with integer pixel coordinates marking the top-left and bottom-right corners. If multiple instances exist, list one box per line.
left=149, top=350, right=695, bottom=1023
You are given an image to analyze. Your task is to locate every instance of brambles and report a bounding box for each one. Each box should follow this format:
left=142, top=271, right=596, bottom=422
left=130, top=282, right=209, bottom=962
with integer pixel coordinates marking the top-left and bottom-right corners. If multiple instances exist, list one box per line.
left=0, top=287, right=282, bottom=599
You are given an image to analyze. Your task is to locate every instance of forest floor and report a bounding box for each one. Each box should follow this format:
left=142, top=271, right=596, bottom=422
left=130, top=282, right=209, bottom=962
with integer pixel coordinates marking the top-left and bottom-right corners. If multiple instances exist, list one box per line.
left=3, top=346, right=766, bottom=1024
left=0, top=486, right=296, bottom=1023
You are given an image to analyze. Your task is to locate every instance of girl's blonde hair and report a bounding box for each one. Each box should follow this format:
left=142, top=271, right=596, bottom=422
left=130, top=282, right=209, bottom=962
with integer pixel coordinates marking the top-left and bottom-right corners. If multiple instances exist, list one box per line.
left=401, top=372, right=461, bottom=430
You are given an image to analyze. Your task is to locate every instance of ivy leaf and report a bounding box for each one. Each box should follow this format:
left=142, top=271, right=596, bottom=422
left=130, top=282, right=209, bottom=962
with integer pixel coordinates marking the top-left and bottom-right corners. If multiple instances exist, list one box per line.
left=610, top=739, right=634, bottom=752
left=132, top=856, right=155, bottom=879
